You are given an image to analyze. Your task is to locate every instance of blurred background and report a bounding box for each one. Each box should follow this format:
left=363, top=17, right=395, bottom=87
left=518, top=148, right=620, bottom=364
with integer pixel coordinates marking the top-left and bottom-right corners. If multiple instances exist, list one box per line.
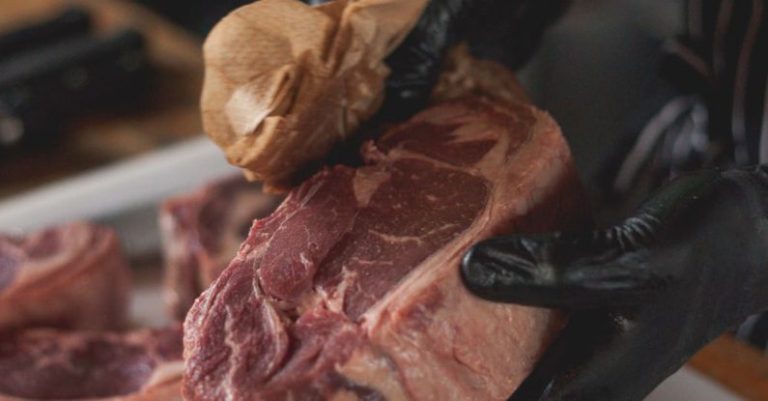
left=0, top=0, right=678, bottom=201
left=0, top=0, right=209, bottom=198
left=0, top=1, right=765, bottom=399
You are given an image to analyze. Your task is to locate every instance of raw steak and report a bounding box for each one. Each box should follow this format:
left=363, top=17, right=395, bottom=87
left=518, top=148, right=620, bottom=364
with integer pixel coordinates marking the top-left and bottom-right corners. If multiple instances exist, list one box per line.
left=0, top=325, right=183, bottom=401
left=184, top=96, right=585, bottom=401
left=160, top=176, right=281, bottom=319
left=0, top=222, right=131, bottom=331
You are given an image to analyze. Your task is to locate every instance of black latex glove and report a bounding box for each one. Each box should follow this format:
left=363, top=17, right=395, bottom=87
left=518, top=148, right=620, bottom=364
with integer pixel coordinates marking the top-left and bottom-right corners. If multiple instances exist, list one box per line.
left=381, top=0, right=570, bottom=120
left=324, top=0, right=569, bottom=166
left=461, top=165, right=768, bottom=401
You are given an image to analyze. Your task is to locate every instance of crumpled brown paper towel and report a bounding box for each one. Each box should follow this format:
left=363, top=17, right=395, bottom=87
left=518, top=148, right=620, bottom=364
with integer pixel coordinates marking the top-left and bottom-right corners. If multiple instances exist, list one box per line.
left=201, top=0, right=429, bottom=191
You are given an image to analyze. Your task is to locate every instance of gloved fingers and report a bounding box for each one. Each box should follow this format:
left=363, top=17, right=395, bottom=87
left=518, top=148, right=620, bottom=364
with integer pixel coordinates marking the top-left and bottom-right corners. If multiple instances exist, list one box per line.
left=383, top=0, right=571, bottom=119
left=461, top=169, right=724, bottom=310
left=381, top=0, right=469, bottom=120
left=508, top=312, right=617, bottom=401
left=510, top=311, right=677, bottom=401
left=460, top=230, right=663, bottom=309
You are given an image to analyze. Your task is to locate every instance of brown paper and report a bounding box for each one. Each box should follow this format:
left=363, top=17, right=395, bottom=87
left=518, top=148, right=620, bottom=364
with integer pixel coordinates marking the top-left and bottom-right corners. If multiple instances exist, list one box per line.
left=201, top=0, right=429, bottom=191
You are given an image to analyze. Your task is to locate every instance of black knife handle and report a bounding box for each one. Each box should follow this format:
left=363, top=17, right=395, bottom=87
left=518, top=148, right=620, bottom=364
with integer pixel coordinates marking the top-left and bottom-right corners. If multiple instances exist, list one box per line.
left=0, top=28, right=149, bottom=88
left=0, top=7, right=92, bottom=64
left=0, top=29, right=152, bottom=151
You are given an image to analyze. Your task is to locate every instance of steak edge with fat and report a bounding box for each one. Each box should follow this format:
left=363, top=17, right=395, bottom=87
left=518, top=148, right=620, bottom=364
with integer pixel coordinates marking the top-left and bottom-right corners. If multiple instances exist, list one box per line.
left=184, top=96, right=585, bottom=400
left=0, top=222, right=131, bottom=331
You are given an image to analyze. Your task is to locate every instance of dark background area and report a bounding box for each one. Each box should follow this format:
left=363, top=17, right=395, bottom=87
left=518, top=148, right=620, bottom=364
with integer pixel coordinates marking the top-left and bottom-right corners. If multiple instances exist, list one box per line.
left=134, top=0, right=682, bottom=196
left=133, top=0, right=252, bottom=36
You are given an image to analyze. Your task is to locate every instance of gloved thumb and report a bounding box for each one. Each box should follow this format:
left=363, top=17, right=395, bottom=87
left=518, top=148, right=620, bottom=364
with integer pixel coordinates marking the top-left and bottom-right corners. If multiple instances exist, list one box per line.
left=461, top=219, right=666, bottom=309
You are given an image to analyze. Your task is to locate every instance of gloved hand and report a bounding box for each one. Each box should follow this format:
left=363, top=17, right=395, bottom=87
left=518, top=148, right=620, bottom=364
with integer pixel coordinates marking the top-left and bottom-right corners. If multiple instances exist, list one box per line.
left=322, top=0, right=569, bottom=165
left=381, top=0, right=570, bottom=120
left=461, top=165, right=768, bottom=401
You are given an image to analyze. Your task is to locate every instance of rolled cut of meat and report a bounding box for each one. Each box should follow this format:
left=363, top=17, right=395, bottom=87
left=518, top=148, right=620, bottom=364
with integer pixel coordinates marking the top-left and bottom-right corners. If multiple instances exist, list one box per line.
left=160, top=176, right=281, bottom=319
left=0, top=326, right=183, bottom=401
left=184, top=95, right=586, bottom=400
left=0, top=222, right=131, bottom=331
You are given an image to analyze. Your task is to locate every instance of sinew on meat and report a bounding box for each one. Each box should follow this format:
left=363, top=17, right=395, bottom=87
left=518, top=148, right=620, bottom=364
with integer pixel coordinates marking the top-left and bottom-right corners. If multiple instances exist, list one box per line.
left=184, top=94, right=585, bottom=400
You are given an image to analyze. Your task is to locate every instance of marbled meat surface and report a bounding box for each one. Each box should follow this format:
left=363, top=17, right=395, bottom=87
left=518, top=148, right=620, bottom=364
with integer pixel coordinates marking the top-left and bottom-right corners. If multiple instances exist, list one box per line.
left=184, top=96, right=584, bottom=401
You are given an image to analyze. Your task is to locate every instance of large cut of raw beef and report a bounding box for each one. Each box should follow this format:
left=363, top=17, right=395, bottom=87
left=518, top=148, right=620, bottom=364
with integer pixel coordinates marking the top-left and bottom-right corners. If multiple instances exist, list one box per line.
left=0, top=222, right=131, bottom=331
left=0, top=325, right=183, bottom=401
left=160, top=176, right=281, bottom=319
left=184, top=96, right=585, bottom=401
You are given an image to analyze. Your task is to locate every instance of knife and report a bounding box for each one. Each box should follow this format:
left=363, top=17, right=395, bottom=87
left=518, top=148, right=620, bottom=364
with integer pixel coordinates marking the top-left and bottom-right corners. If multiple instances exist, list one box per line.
left=0, top=28, right=151, bottom=152
left=0, top=7, right=92, bottom=64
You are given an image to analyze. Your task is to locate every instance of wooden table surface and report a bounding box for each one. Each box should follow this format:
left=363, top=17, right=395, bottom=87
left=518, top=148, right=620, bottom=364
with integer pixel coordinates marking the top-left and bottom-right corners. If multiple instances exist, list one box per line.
left=691, top=335, right=768, bottom=400
left=0, top=0, right=203, bottom=198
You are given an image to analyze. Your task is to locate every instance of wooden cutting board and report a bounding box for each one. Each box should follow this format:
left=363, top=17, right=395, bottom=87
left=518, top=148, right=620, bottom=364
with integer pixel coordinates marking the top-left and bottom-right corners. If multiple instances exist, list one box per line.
left=691, top=335, right=768, bottom=400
